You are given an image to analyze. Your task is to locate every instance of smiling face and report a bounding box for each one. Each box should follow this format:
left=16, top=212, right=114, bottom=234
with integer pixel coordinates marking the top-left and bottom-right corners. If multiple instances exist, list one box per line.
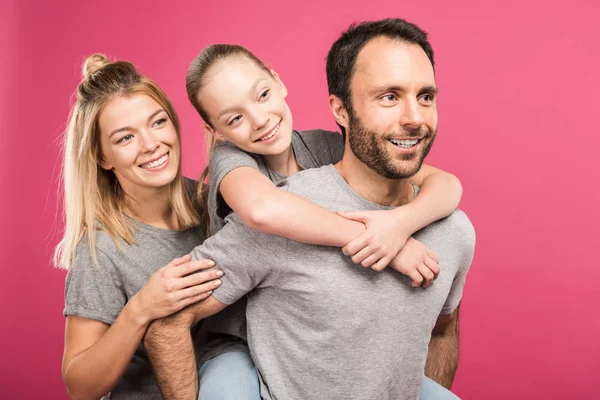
left=97, top=93, right=180, bottom=194
left=198, top=56, right=294, bottom=156
left=346, top=37, right=438, bottom=179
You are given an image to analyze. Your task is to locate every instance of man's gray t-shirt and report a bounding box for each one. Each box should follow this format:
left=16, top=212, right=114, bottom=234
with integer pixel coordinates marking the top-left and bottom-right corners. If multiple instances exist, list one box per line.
left=198, top=129, right=345, bottom=361
left=191, top=165, right=476, bottom=400
left=64, top=181, right=205, bottom=399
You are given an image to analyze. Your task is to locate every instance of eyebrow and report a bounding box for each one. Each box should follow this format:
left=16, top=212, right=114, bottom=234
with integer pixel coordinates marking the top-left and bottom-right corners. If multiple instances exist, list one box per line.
left=217, top=78, right=269, bottom=120
left=109, top=109, right=165, bottom=138
left=368, top=85, right=439, bottom=96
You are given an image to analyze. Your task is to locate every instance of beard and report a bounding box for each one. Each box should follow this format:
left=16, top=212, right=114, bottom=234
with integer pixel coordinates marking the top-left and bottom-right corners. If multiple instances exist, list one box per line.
left=347, top=110, right=437, bottom=180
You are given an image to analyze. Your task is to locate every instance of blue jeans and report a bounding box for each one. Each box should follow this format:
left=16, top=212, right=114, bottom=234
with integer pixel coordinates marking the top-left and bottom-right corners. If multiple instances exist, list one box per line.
left=199, top=351, right=459, bottom=399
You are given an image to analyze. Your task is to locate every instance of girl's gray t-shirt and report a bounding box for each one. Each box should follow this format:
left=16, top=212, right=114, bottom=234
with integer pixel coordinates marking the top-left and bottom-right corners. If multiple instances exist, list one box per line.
left=63, top=180, right=205, bottom=399
left=198, top=129, right=344, bottom=363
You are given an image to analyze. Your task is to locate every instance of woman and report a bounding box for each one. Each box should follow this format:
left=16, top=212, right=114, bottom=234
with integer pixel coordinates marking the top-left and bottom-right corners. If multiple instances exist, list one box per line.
left=55, top=54, right=243, bottom=399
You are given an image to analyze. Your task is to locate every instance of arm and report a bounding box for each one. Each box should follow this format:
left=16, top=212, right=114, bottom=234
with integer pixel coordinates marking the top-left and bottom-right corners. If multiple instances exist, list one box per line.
left=337, top=165, right=461, bottom=283
left=401, top=163, right=462, bottom=233
left=425, top=307, right=460, bottom=389
left=220, top=167, right=365, bottom=247
left=143, top=296, right=228, bottom=400
left=62, top=256, right=219, bottom=399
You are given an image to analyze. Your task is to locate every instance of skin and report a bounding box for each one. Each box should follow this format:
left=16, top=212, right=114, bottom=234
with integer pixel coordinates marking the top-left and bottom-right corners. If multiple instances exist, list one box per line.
left=62, top=94, right=221, bottom=400
left=330, top=36, right=461, bottom=387
left=145, top=37, right=465, bottom=396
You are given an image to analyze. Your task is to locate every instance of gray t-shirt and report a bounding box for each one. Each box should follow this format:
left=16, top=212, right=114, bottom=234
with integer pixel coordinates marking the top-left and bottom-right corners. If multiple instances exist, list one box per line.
left=191, top=164, right=476, bottom=400
left=64, top=181, right=206, bottom=400
left=198, top=129, right=345, bottom=361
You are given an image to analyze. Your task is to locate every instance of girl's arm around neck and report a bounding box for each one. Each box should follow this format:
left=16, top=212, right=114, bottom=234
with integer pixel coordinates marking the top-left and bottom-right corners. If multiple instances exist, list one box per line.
left=219, top=167, right=365, bottom=247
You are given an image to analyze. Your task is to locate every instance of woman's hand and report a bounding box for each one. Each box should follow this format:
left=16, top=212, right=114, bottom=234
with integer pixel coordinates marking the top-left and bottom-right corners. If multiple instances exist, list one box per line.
left=131, top=255, right=223, bottom=325
left=389, top=237, right=440, bottom=288
left=338, top=209, right=412, bottom=271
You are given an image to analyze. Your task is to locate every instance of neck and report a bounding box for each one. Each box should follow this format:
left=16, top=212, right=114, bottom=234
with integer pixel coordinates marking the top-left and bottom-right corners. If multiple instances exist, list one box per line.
left=263, top=146, right=301, bottom=176
left=121, top=185, right=180, bottom=230
left=335, top=143, right=414, bottom=207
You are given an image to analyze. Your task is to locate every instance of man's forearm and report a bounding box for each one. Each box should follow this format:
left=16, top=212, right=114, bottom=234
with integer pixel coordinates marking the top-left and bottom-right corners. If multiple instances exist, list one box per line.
left=425, top=310, right=460, bottom=389
left=144, top=312, right=198, bottom=400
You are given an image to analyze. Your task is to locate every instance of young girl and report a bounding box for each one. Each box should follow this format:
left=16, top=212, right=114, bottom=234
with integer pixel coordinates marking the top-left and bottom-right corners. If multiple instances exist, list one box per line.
left=185, top=45, right=462, bottom=399
left=55, top=55, right=224, bottom=399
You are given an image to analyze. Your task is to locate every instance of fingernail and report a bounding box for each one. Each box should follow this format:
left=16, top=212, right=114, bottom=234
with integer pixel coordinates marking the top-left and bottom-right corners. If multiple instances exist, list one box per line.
left=207, top=290, right=213, bottom=294
left=214, top=280, right=222, bottom=286
left=208, top=260, right=216, bottom=266
left=216, top=270, right=224, bottom=277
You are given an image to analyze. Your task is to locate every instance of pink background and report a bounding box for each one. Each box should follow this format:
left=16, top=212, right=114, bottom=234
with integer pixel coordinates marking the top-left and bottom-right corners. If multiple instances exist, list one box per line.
left=1, top=0, right=599, bottom=398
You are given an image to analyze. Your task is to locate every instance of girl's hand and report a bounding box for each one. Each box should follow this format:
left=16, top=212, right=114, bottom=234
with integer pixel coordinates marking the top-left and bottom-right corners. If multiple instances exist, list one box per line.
left=338, top=209, right=411, bottom=271
left=389, top=238, right=440, bottom=288
left=132, top=255, right=223, bottom=324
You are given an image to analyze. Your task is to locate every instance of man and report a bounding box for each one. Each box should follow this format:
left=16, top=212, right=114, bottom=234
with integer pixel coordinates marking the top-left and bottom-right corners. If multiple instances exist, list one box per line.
left=146, top=18, right=475, bottom=400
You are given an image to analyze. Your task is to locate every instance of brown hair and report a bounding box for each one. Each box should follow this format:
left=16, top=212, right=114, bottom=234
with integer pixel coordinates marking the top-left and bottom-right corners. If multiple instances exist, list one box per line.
left=186, top=44, right=269, bottom=236
left=54, top=54, right=200, bottom=269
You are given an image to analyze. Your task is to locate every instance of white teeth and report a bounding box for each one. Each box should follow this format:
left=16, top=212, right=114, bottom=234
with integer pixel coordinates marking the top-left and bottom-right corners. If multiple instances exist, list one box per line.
left=390, top=138, right=419, bottom=148
left=259, top=123, right=280, bottom=141
left=141, top=153, right=168, bottom=169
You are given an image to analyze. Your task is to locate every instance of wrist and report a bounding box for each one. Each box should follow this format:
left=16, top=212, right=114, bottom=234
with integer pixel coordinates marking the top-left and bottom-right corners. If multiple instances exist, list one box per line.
left=125, top=295, right=152, bottom=330
left=392, top=205, right=421, bottom=235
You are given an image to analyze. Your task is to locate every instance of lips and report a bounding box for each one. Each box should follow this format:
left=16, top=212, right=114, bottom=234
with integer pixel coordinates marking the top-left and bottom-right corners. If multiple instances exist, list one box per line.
left=254, top=121, right=281, bottom=142
left=140, top=152, right=169, bottom=169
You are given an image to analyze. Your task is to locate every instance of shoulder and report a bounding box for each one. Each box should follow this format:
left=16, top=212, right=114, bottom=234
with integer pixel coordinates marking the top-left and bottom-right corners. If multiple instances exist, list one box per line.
left=426, top=209, right=476, bottom=256
left=296, top=129, right=344, bottom=149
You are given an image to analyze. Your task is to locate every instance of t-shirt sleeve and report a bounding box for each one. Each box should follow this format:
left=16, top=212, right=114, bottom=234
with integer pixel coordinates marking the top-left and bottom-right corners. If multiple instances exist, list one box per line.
left=441, top=216, right=476, bottom=315
left=297, top=129, right=345, bottom=166
left=189, top=214, right=281, bottom=306
left=208, top=142, right=261, bottom=235
left=64, top=242, right=127, bottom=325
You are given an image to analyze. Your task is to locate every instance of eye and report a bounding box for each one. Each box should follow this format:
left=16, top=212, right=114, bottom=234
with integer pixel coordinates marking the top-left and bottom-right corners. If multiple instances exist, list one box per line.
left=152, top=117, right=168, bottom=128
left=227, top=115, right=243, bottom=126
left=116, top=134, right=133, bottom=144
left=419, top=93, right=435, bottom=105
left=259, top=89, right=270, bottom=101
left=380, top=93, right=398, bottom=102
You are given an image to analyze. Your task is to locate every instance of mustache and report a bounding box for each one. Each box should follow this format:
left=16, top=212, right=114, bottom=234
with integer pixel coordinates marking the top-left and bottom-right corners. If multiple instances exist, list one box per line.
left=386, top=126, right=433, bottom=139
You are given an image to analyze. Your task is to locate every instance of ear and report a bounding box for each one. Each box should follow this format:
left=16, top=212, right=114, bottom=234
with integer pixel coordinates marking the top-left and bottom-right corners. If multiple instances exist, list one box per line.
left=204, top=122, right=226, bottom=142
left=270, top=69, right=288, bottom=98
left=98, top=155, right=113, bottom=171
left=329, top=95, right=349, bottom=131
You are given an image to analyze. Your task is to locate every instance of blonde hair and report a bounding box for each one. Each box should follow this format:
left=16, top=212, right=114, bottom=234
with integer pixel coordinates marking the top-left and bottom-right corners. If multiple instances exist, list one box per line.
left=54, top=54, right=200, bottom=269
left=186, top=44, right=270, bottom=236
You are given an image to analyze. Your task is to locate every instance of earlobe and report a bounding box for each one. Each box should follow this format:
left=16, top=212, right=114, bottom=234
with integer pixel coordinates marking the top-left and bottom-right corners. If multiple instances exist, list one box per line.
left=98, top=158, right=112, bottom=171
left=328, top=95, right=349, bottom=130
left=270, top=69, right=288, bottom=98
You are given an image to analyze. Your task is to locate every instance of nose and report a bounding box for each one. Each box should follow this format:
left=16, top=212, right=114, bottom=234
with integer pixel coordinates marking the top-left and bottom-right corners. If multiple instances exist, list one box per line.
left=400, top=99, right=424, bottom=129
left=249, top=105, right=270, bottom=131
left=140, top=129, right=160, bottom=153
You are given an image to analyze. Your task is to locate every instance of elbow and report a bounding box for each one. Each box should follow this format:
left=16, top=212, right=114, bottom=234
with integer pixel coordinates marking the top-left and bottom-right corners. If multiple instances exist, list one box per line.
left=243, top=197, right=279, bottom=232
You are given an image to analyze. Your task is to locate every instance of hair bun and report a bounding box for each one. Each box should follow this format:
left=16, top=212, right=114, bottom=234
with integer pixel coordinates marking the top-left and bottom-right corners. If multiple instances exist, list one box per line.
left=83, top=54, right=111, bottom=79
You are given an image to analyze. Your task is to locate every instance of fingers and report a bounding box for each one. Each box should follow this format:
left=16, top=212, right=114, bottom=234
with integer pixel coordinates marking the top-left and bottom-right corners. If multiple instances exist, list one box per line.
left=178, top=279, right=221, bottom=301
left=179, top=269, right=224, bottom=289
left=351, top=245, right=376, bottom=266
left=169, top=259, right=216, bottom=278
left=160, top=254, right=192, bottom=271
left=426, top=248, right=440, bottom=264
left=177, top=291, right=213, bottom=310
left=337, top=210, right=369, bottom=223
left=417, top=264, right=435, bottom=288
left=371, top=256, right=392, bottom=272
left=407, top=269, right=424, bottom=288
left=424, top=256, right=441, bottom=280
left=342, top=233, right=369, bottom=257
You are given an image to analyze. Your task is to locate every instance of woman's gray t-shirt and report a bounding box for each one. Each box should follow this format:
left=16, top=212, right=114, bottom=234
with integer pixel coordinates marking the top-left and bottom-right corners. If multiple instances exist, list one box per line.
left=63, top=181, right=205, bottom=400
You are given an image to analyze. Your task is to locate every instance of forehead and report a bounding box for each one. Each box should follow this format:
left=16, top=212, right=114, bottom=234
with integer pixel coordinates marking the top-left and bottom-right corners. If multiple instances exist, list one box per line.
left=352, top=36, right=435, bottom=91
left=201, top=57, right=271, bottom=105
left=99, top=93, right=161, bottom=130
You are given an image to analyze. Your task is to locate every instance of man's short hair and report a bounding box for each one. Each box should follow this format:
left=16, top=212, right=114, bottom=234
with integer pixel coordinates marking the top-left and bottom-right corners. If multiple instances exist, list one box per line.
left=326, top=18, right=435, bottom=116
